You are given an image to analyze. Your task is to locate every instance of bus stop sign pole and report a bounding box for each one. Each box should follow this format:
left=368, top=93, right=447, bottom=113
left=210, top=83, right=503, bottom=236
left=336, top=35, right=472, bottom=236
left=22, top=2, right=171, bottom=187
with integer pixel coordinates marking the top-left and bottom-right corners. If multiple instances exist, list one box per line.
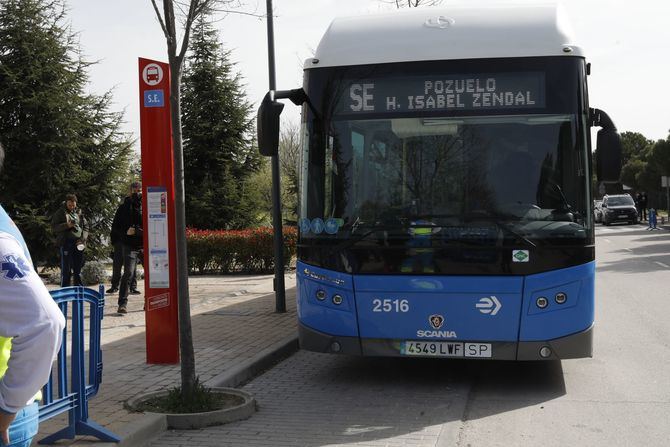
left=138, top=58, right=180, bottom=363
left=265, top=0, right=286, bottom=312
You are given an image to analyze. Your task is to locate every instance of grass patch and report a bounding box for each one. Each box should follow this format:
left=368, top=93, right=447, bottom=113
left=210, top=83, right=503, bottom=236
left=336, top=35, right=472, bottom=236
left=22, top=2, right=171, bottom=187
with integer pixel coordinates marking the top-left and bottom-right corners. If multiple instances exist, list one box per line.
left=137, top=379, right=244, bottom=414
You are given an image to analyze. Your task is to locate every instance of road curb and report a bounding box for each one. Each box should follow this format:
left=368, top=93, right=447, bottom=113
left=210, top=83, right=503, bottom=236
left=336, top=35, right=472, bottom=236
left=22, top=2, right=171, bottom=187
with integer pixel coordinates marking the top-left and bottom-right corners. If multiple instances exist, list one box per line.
left=92, top=412, right=166, bottom=447
left=105, top=334, right=298, bottom=447
left=208, top=335, right=299, bottom=388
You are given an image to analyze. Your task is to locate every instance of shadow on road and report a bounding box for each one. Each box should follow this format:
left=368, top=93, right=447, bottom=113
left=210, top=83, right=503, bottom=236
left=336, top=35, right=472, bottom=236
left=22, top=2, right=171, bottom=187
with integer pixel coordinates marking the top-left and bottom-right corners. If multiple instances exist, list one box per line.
left=597, top=227, right=670, bottom=273
left=211, top=353, right=567, bottom=447
left=340, top=356, right=567, bottom=420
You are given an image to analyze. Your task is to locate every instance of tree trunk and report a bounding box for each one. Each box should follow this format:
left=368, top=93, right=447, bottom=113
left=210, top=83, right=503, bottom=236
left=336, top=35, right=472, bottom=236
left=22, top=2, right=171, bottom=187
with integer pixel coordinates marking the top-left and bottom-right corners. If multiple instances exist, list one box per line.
left=168, top=56, right=196, bottom=399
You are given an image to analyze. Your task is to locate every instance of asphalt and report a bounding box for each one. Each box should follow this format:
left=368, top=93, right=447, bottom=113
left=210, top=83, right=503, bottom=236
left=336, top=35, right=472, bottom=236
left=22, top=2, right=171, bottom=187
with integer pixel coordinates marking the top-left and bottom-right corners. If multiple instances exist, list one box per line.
left=37, top=272, right=298, bottom=446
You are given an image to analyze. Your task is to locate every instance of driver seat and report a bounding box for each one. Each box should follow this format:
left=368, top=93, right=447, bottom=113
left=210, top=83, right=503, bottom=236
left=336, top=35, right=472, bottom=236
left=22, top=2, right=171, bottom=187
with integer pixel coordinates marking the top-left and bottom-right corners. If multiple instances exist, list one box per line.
left=496, top=151, right=538, bottom=202
left=494, top=151, right=540, bottom=218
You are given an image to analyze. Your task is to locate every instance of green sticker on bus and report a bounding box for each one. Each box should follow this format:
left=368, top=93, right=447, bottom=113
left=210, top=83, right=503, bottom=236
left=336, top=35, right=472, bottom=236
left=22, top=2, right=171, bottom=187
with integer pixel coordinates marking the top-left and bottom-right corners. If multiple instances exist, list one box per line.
left=513, top=250, right=529, bottom=262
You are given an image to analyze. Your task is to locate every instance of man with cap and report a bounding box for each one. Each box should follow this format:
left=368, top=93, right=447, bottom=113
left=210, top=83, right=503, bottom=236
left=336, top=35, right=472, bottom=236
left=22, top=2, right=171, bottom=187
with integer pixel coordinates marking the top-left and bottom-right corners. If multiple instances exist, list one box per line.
left=51, top=194, right=88, bottom=286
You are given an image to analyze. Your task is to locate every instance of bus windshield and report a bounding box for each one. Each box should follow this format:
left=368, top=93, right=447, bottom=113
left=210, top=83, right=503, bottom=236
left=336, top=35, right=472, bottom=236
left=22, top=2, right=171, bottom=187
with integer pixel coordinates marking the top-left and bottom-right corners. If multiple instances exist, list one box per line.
left=329, top=114, right=585, bottom=233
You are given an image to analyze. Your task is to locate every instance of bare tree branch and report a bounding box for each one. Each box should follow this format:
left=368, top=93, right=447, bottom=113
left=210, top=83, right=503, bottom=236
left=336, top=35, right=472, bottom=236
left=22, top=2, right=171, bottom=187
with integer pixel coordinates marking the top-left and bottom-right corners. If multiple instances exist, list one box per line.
left=213, top=8, right=265, bottom=18
left=379, top=0, right=443, bottom=8
left=176, top=0, right=200, bottom=61
left=150, top=0, right=170, bottom=39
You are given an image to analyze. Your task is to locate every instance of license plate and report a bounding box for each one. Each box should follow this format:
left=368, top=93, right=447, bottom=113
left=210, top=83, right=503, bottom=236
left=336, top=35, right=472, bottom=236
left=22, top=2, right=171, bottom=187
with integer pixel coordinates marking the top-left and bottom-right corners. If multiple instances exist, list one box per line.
left=401, top=341, right=492, bottom=358
left=619, top=214, right=628, bottom=218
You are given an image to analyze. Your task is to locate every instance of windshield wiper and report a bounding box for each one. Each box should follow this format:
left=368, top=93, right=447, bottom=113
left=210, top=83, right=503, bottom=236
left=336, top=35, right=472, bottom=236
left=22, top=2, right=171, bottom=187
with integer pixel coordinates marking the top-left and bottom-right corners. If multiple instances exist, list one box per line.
left=461, top=214, right=537, bottom=247
left=327, top=217, right=536, bottom=254
left=328, top=223, right=404, bottom=255
left=497, top=222, right=537, bottom=247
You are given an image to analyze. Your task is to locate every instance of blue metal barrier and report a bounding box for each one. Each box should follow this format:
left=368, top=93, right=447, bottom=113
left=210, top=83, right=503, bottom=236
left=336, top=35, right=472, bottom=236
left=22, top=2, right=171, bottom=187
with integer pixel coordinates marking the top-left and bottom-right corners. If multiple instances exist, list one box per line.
left=38, top=285, right=120, bottom=444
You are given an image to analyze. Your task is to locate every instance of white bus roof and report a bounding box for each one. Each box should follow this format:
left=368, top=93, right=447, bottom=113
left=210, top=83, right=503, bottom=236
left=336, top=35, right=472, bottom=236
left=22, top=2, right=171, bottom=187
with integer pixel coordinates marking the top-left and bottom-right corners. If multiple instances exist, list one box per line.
left=308, top=3, right=582, bottom=69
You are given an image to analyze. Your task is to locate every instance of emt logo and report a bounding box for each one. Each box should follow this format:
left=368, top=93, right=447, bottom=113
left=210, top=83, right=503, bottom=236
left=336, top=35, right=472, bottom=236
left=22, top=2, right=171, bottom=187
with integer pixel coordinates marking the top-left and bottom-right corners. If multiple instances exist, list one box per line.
left=1, top=254, right=30, bottom=280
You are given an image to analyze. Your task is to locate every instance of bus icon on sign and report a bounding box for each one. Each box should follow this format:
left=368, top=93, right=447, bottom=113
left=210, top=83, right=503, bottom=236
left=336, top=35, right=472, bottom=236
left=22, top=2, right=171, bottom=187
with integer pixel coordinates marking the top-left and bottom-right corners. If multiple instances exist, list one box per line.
left=143, top=63, right=163, bottom=86
left=147, top=67, right=159, bottom=82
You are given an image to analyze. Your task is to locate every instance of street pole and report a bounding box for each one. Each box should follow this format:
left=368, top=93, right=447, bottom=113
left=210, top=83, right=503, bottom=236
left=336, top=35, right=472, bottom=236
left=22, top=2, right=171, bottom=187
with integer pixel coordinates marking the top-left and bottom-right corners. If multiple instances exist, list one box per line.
left=266, top=0, right=286, bottom=312
left=666, top=180, right=669, bottom=223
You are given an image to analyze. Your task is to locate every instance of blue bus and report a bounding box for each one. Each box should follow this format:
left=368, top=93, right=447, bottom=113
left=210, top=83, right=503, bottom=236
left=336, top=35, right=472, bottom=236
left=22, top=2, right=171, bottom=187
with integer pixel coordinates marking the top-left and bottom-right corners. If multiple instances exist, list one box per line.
left=258, top=4, right=621, bottom=360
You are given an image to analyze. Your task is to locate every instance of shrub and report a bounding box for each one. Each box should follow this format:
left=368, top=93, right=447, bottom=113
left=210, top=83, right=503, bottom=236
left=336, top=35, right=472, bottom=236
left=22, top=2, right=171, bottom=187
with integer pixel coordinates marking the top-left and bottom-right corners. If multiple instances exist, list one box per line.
left=80, top=260, right=107, bottom=286
left=47, top=270, right=61, bottom=285
left=186, top=226, right=297, bottom=274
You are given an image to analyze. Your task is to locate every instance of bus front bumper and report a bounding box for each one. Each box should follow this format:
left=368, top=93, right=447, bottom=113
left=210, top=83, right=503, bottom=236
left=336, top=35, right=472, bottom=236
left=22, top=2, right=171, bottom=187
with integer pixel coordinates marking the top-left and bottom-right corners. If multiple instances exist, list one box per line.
left=299, top=323, right=593, bottom=361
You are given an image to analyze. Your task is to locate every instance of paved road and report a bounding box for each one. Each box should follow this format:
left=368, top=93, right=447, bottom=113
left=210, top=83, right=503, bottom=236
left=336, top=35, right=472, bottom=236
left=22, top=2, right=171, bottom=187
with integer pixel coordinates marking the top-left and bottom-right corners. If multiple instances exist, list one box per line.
left=152, top=223, right=670, bottom=447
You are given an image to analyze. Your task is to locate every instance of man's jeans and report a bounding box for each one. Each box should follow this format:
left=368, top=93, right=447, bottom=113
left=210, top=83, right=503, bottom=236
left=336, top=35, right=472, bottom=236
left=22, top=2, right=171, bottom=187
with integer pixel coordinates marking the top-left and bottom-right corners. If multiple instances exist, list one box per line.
left=118, top=245, right=139, bottom=306
left=0, top=402, right=38, bottom=447
left=60, top=239, right=83, bottom=287
left=110, top=241, right=136, bottom=291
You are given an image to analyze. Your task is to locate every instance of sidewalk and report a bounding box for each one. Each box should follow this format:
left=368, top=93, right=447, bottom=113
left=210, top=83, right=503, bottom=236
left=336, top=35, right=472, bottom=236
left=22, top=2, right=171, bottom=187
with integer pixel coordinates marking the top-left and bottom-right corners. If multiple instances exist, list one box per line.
left=38, top=273, right=298, bottom=446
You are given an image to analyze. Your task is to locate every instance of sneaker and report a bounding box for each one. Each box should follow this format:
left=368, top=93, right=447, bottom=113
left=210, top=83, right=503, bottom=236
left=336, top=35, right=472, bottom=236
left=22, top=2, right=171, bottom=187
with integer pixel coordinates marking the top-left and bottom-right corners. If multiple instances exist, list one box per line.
left=107, top=287, right=119, bottom=294
left=117, top=305, right=127, bottom=314
left=130, top=289, right=141, bottom=295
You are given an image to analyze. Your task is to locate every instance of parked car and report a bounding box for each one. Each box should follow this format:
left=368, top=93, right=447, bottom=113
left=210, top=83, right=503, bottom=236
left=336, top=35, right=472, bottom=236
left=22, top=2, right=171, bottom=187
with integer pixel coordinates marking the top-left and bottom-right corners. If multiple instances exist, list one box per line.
left=601, top=194, right=638, bottom=225
left=594, top=199, right=603, bottom=223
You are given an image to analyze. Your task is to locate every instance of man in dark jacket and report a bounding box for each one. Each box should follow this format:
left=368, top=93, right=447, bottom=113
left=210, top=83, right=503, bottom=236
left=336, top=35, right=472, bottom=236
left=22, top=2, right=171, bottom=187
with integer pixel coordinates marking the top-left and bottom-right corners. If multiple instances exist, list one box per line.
left=51, top=194, right=88, bottom=287
left=108, top=182, right=140, bottom=294
left=640, top=192, right=648, bottom=221
left=113, top=185, right=143, bottom=314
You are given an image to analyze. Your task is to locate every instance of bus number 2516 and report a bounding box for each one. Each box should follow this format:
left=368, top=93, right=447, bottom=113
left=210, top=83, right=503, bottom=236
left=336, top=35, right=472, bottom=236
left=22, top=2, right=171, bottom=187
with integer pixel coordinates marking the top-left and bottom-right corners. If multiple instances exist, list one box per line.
left=372, top=299, right=410, bottom=313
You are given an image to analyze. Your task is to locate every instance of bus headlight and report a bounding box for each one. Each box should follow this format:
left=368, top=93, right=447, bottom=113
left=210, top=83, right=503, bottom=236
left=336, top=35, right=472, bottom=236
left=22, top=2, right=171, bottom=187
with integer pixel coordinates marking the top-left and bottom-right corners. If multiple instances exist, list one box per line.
left=536, top=297, right=549, bottom=309
left=332, top=294, right=343, bottom=305
left=316, top=290, right=327, bottom=301
left=555, top=292, right=567, bottom=304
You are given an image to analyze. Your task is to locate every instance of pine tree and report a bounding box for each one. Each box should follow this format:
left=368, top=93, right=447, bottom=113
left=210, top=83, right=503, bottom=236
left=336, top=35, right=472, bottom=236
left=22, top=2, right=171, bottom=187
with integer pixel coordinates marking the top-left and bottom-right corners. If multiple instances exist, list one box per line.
left=181, top=14, right=263, bottom=230
left=0, top=0, right=133, bottom=265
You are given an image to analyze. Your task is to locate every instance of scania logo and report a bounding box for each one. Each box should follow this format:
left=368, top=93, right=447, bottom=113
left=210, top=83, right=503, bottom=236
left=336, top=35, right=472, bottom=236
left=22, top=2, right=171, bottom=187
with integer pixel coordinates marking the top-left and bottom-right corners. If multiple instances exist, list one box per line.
left=424, top=16, right=455, bottom=29
left=429, top=314, right=444, bottom=329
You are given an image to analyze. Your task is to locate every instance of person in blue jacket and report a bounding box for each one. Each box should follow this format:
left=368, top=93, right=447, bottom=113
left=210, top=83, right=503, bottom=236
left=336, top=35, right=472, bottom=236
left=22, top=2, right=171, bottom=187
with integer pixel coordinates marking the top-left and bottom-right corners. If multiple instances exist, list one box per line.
left=0, top=141, right=65, bottom=447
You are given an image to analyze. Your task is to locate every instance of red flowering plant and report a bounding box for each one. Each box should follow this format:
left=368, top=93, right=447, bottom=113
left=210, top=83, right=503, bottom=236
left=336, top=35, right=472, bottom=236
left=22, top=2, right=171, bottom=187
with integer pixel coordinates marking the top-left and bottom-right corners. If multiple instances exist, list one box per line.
left=186, top=226, right=297, bottom=274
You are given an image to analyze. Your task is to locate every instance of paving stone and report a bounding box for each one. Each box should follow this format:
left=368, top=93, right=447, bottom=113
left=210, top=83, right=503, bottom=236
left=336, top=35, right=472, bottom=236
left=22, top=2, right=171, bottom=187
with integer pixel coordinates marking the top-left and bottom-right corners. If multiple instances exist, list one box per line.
left=37, top=273, right=296, bottom=445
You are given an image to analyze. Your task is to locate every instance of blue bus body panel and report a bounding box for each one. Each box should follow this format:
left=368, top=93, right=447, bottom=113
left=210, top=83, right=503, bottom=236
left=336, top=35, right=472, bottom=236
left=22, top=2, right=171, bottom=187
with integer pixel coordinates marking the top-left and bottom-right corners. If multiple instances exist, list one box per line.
left=297, top=262, right=358, bottom=337
left=519, top=261, right=595, bottom=341
left=297, top=261, right=595, bottom=345
left=354, top=275, right=523, bottom=341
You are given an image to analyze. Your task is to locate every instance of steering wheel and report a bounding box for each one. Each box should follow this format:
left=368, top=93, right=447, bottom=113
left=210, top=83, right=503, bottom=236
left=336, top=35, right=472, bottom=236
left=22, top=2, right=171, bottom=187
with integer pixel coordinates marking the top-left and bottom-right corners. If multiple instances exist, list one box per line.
left=498, top=202, right=541, bottom=219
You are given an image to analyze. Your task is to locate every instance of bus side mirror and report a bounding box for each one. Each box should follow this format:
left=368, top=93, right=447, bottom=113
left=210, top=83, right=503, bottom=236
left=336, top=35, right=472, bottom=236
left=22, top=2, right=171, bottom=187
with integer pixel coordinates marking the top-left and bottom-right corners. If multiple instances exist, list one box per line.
left=257, top=92, right=284, bottom=157
left=596, top=129, right=622, bottom=182
left=592, top=108, right=622, bottom=182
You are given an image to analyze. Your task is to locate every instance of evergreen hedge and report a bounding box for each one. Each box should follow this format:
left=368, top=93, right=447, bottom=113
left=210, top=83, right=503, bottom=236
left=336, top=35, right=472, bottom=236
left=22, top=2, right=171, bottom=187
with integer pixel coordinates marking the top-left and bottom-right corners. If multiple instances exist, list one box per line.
left=187, top=226, right=297, bottom=274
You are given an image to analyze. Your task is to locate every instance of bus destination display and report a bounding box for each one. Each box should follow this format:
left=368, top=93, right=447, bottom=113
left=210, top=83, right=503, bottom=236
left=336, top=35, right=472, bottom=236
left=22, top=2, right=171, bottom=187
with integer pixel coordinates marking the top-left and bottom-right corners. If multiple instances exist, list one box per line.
left=340, top=72, right=545, bottom=115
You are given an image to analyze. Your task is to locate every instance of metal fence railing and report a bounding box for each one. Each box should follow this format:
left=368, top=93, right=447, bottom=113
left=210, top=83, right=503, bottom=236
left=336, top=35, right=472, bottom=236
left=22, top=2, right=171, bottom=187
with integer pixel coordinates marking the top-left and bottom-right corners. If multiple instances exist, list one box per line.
left=37, top=285, right=120, bottom=444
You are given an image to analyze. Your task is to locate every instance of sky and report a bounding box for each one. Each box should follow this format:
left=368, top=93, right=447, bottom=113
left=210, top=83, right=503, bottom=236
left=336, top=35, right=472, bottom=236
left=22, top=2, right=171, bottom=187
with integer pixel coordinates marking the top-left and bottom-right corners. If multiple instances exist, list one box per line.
left=66, top=0, right=670, bottom=146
